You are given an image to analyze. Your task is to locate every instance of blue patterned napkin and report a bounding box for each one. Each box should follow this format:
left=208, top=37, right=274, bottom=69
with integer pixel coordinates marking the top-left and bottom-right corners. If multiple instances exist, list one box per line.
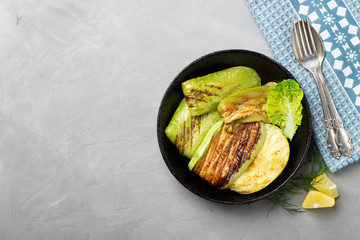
left=246, top=0, right=360, bottom=172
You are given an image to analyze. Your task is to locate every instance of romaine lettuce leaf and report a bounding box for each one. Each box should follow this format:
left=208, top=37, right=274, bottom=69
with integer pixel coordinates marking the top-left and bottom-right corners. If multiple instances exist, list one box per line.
left=265, top=79, right=303, bottom=140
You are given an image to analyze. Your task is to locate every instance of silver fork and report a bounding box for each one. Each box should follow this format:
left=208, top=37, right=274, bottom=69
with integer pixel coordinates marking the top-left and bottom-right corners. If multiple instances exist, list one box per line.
left=291, top=20, right=353, bottom=158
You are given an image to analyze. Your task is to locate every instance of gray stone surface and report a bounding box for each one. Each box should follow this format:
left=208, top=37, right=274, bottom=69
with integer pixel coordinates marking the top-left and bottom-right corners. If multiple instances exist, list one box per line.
left=0, top=1, right=359, bottom=239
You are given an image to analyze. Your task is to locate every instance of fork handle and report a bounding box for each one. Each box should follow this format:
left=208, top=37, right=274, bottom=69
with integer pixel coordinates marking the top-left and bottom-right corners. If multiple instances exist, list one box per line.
left=317, top=68, right=354, bottom=157
left=310, top=69, right=341, bottom=159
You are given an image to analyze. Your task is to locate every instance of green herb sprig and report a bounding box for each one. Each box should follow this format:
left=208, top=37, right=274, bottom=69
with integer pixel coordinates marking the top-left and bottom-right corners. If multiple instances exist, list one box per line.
left=266, top=141, right=330, bottom=215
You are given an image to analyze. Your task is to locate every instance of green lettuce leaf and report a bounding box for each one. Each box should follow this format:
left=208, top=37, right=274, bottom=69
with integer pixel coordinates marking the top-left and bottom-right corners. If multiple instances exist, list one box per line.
left=265, top=79, right=303, bottom=140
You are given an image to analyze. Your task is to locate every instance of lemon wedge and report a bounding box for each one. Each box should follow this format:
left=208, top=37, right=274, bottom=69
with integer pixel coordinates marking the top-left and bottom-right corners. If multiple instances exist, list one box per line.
left=312, top=173, right=339, bottom=198
left=302, top=190, right=335, bottom=209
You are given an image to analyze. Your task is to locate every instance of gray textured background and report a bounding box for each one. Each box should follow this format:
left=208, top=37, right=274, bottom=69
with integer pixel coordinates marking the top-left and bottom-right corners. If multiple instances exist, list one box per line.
left=0, top=1, right=359, bottom=239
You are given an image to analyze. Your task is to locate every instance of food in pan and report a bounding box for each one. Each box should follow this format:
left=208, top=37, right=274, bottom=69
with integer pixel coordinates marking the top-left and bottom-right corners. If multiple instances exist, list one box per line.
left=165, top=66, right=303, bottom=194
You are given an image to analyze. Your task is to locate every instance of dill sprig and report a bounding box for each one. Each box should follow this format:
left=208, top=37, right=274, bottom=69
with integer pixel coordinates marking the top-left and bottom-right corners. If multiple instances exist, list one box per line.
left=267, top=191, right=304, bottom=216
left=266, top=142, right=330, bottom=215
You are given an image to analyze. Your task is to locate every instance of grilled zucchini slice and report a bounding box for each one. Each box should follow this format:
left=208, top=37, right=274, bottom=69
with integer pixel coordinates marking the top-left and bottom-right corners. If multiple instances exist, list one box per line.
left=182, top=66, right=261, bottom=116
left=165, top=99, right=221, bottom=159
left=191, top=122, right=266, bottom=189
left=218, top=82, right=277, bottom=124
left=230, top=124, right=290, bottom=194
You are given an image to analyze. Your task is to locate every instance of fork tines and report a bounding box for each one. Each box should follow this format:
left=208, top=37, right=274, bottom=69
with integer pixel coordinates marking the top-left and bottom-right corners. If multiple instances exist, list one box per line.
left=293, top=20, right=317, bottom=60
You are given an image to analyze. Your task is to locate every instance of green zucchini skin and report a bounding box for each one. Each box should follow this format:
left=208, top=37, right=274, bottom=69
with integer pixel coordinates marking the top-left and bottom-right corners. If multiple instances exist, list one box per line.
left=165, top=99, right=221, bottom=159
left=182, top=66, right=261, bottom=116
left=188, top=119, right=224, bottom=171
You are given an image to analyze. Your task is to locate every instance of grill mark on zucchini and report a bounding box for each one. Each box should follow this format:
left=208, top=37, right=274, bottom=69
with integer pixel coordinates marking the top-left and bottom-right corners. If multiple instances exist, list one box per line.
left=210, top=128, right=235, bottom=187
left=174, top=114, right=204, bottom=154
left=226, top=123, right=260, bottom=184
left=190, top=117, right=195, bottom=148
left=181, top=120, right=187, bottom=154
left=189, top=89, right=219, bottom=97
left=212, top=124, right=243, bottom=188
left=196, top=124, right=223, bottom=179
left=217, top=123, right=248, bottom=187
left=195, top=122, right=262, bottom=189
left=185, top=89, right=219, bottom=104
left=202, top=125, right=226, bottom=181
left=205, top=84, right=223, bottom=90
left=219, top=123, right=244, bottom=179
left=185, top=96, right=207, bottom=103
